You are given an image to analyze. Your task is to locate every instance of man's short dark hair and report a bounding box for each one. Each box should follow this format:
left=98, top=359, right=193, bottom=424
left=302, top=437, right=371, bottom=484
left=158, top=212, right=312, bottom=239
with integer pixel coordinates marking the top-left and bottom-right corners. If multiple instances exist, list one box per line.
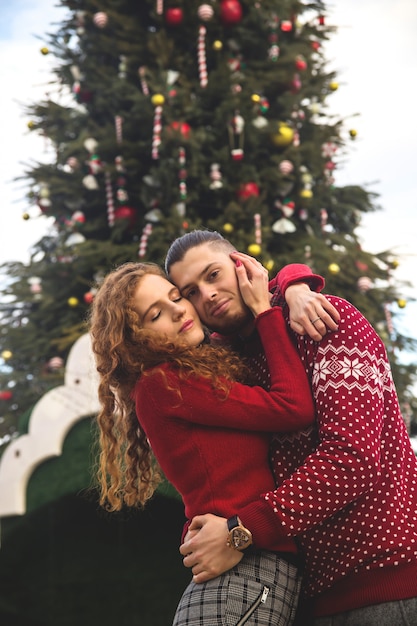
left=165, top=230, right=235, bottom=275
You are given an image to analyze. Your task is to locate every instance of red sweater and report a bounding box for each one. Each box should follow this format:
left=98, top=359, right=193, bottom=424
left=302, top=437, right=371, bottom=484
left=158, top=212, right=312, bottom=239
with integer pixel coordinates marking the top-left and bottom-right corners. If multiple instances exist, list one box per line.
left=233, top=268, right=417, bottom=617
left=134, top=308, right=314, bottom=555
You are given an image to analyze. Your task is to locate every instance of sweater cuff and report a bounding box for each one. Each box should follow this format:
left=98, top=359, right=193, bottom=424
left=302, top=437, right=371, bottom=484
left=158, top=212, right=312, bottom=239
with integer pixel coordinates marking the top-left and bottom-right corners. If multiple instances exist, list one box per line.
left=277, top=264, right=325, bottom=295
left=254, top=306, right=282, bottom=327
left=238, top=498, right=287, bottom=552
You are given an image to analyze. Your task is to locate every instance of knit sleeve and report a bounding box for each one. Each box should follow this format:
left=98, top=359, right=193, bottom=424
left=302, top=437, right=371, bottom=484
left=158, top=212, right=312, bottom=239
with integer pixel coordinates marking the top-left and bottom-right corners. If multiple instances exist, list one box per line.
left=139, top=307, right=314, bottom=433
left=271, top=263, right=325, bottom=297
left=238, top=297, right=392, bottom=548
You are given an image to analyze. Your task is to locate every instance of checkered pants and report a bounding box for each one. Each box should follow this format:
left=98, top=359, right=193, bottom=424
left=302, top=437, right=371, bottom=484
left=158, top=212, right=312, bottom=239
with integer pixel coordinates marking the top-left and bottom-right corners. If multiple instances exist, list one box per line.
left=173, top=550, right=302, bottom=626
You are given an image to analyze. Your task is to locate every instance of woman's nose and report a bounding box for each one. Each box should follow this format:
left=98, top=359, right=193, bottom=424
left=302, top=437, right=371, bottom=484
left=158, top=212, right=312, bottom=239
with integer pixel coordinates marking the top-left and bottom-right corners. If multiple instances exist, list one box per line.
left=172, top=301, right=186, bottom=319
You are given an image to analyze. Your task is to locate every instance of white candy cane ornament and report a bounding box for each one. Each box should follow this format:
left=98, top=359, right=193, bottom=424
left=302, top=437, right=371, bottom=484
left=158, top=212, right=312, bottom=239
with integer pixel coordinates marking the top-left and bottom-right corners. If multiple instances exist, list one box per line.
left=178, top=147, right=187, bottom=201
left=138, top=66, right=150, bottom=96
left=384, top=303, right=394, bottom=337
left=105, top=170, right=115, bottom=227
left=198, top=26, right=208, bottom=87
left=139, top=223, right=153, bottom=258
left=115, top=115, right=123, bottom=144
left=320, top=208, right=328, bottom=231
left=228, top=112, right=245, bottom=160
left=152, top=105, right=163, bottom=160
left=254, top=213, right=262, bottom=244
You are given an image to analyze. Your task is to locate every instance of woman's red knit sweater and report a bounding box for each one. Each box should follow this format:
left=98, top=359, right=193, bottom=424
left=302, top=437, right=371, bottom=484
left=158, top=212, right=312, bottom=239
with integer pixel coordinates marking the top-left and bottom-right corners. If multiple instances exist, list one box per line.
left=133, top=307, right=314, bottom=555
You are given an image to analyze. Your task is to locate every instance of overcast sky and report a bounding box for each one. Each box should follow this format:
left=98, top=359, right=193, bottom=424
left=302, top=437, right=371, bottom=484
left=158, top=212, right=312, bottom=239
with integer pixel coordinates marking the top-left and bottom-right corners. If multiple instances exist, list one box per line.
left=1, top=0, right=416, bottom=347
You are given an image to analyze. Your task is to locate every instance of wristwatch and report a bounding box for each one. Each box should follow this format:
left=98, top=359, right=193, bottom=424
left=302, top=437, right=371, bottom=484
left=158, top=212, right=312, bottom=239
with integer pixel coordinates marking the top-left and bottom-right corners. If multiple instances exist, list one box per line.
left=226, top=515, right=253, bottom=551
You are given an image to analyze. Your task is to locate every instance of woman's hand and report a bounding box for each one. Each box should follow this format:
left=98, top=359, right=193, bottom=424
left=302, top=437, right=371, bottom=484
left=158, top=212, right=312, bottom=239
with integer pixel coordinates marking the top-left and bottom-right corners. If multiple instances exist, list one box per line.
left=230, top=251, right=271, bottom=317
left=285, top=283, right=340, bottom=340
left=179, top=514, right=243, bottom=583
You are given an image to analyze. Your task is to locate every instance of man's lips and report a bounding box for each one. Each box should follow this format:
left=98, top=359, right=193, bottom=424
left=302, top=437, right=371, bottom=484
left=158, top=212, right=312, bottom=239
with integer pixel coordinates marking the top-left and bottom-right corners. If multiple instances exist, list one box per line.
left=180, top=319, right=194, bottom=333
left=210, top=300, right=230, bottom=317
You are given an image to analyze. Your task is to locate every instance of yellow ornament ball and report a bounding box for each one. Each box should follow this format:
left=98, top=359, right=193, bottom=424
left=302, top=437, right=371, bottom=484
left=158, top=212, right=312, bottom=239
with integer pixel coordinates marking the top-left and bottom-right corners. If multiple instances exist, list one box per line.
left=223, top=223, right=234, bottom=234
left=265, top=259, right=274, bottom=272
left=329, top=81, right=339, bottom=91
left=328, top=263, right=340, bottom=275
left=68, top=297, right=79, bottom=307
left=349, top=129, right=357, bottom=139
left=271, top=123, right=294, bottom=148
left=40, top=46, right=49, bottom=55
left=251, top=94, right=261, bottom=103
left=299, top=189, right=313, bottom=199
left=213, top=40, right=223, bottom=51
left=397, top=299, right=407, bottom=309
left=248, top=243, right=262, bottom=257
left=151, top=93, right=165, bottom=107
left=392, top=259, right=400, bottom=269
left=27, top=120, right=36, bottom=130
left=22, top=213, right=30, bottom=220
left=1, top=350, right=13, bottom=360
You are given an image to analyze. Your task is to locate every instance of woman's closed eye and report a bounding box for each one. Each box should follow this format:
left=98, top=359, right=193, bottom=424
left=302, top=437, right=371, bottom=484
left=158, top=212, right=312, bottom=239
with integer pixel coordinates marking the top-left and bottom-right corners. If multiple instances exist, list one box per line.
left=150, top=310, right=161, bottom=322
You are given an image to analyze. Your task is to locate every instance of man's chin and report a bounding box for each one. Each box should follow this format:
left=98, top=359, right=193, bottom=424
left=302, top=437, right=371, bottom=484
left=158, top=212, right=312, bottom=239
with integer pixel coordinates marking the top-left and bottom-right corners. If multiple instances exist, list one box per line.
left=206, top=311, right=253, bottom=336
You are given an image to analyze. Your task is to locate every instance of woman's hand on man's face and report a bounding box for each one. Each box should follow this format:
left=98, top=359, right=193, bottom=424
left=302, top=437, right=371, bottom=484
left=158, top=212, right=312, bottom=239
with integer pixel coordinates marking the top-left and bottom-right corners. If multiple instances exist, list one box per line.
left=230, top=251, right=271, bottom=317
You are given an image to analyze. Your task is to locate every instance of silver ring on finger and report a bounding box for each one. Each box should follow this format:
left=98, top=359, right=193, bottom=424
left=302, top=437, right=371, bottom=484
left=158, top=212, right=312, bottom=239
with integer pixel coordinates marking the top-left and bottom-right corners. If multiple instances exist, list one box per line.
left=310, top=316, right=321, bottom=324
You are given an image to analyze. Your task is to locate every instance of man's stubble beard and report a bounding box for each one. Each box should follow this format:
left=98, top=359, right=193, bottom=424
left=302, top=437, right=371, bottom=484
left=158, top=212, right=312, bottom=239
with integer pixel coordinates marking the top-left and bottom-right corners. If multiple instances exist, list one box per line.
left=204, top=307, right=253, bottom=336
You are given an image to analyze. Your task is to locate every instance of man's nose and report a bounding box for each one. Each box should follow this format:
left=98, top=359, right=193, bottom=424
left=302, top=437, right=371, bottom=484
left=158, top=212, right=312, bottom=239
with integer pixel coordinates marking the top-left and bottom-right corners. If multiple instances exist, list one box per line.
left=200, top=284, right=217, bottom=302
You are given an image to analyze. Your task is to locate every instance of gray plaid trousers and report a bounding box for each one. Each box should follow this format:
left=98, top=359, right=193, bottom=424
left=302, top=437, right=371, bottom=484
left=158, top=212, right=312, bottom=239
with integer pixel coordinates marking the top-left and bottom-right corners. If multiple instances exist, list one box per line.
left=173, top=550, right=302, bottom=626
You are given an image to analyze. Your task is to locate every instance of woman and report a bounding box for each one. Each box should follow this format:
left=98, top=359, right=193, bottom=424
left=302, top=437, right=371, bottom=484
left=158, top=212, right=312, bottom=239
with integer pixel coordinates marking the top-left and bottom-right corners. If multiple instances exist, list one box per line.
left=89, top=260, right=315, bottom=626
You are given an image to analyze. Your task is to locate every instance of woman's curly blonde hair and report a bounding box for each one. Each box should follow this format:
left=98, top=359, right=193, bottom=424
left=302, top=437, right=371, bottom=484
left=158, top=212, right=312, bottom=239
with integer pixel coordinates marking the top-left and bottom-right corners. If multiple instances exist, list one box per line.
left=89, top=262, right=249, bottom=512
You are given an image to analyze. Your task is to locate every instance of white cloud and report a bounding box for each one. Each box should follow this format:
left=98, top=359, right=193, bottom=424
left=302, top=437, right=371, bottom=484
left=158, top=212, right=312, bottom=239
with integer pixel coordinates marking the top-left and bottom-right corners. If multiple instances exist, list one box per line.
left=0, top=0, right=65, bottom=265
left=322, top=1, right=417, bottom=350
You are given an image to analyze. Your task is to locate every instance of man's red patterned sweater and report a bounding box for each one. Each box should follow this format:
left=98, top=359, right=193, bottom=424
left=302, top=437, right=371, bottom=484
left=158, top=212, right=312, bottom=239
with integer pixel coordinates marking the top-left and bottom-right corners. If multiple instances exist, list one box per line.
left=233, top=267, right=417, bottom=617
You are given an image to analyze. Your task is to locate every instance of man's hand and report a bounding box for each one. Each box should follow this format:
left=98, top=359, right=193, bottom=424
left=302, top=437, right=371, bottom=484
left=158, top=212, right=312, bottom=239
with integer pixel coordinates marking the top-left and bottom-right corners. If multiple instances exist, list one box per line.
left=285, top=283, right=340, bottom=341
left=179, top=514, right=243, bottom=583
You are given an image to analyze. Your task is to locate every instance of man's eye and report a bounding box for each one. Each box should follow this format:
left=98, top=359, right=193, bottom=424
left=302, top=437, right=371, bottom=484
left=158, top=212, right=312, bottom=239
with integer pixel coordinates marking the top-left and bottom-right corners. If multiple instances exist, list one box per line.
left=185, top=289, right=196, bottom=299
left=210, top=270, right=219, bottom=280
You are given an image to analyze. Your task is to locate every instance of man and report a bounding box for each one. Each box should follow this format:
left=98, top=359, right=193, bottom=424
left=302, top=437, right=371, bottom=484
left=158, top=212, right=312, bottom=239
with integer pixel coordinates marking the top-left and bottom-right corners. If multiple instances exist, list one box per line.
left=165, top=230, right=417, bottom=625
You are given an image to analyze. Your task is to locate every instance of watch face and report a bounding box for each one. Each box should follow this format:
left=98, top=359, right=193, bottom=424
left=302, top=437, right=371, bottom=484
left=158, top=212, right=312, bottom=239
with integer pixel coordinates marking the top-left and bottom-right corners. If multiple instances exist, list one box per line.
left=231, top=527, right=251, bottom=549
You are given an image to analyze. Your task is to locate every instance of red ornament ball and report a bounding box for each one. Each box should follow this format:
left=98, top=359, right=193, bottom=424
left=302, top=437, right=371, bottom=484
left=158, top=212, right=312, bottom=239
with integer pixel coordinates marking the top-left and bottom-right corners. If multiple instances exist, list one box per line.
left=84, top=291, right=95, bottom=304
left=220, top=0, right=243, bottom=25
left=280, top=20, right=293, bottom=32
left=165, top=7, right=184, bottom=26
left=168, top=121, right=192, bottom=140
left=72, top=210, right=85, bottom=224
left=114, top=205, right=138, bottom=228
left=0, top=390, right=13, bottom=401
left=295, top=55, right=307, bottom=71
left=237, top=182, right=260, bottom=201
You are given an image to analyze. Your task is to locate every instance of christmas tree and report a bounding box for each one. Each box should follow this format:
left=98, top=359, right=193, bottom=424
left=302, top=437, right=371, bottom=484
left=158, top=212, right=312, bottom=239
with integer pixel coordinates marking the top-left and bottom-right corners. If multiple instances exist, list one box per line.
left=0, top=1, right=416, bottom=623
left=1, top=0, right=416, bottom=445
